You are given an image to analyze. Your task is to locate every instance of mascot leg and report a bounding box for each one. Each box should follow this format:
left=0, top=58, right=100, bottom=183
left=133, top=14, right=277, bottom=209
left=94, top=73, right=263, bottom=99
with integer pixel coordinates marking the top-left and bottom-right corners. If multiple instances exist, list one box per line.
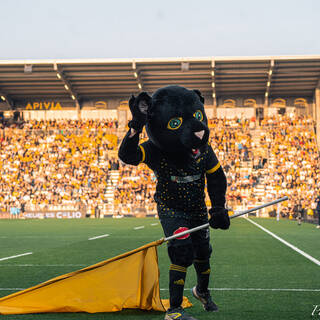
left=160, top=217, right=194, bottom=309
left=193, top=242, right=212, bottom=293
left=168, top=243, right=194, bottom=308
left=191, top=225, right=218, bottom=312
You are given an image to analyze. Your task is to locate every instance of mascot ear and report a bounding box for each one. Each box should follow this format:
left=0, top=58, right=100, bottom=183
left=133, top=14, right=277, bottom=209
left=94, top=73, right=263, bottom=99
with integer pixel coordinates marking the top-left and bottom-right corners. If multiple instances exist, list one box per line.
left=193, top=89, right=205, bottom=104
left=133, top=92, right=152, bottom=115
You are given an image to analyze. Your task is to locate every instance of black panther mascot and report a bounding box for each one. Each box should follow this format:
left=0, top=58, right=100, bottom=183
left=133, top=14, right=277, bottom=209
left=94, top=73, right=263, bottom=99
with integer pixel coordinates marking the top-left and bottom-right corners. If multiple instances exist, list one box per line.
left=118, top=85, right=229, bottom=320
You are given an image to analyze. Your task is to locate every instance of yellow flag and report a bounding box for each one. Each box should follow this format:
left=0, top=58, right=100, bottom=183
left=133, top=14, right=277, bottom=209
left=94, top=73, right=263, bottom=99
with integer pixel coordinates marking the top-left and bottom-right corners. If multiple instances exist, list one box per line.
left=0, top=240, right=192, bottom=314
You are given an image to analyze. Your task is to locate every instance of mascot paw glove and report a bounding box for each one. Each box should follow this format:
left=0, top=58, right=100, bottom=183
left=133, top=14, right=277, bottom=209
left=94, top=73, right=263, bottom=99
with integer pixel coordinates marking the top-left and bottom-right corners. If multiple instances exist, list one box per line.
left=128, top=93, right=150, bottom=133
left=209, top=207, right=230, bottom=230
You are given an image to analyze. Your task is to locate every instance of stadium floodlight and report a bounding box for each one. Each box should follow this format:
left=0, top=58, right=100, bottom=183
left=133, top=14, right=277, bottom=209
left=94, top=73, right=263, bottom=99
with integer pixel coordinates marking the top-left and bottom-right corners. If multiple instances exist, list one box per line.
left=269, top=69, right=273, bottom=76
left=0, top=96, right=5, bottom=101
left=265, top=92, right=269, bottom=97
left=57, top=73, right=61, bottom=79
left=212, top=93, right=216, bottom=98
left=134, top=72, right=138, bottom=78
left=211, top=82, right=215, bottom=88
left=64, top=84, right=69, bottom=91
left=211, top=70, right=215, bottom=76
left=267, top=81, right=271, bottom=87
left=138, top=83, right=142, bottom=89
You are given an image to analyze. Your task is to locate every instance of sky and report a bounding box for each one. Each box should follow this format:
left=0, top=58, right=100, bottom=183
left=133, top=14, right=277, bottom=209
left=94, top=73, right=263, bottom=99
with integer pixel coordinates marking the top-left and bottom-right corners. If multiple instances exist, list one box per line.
left=1, top=0, right=320, bottom=60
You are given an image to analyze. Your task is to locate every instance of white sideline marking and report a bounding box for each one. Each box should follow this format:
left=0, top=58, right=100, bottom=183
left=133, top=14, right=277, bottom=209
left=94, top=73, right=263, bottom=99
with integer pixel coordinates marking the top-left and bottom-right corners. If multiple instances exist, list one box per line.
left=2, top=287, right=319, bottom=292
left=88, top=234, right=110, bottom=241
left=0, top=236, right=84, bottom=239
left=0, top=252, right=32, bottom=262
left=0, top=264, right=86, bottom=267
left=134, top=226, right=145, bottom=230
left=245, top=218, right=320, bottom=267
left=151, top=223, right=158, bottom=226
left=159, top=288, right=320, bottom=292
left=0, top=288, right=25, bottom=291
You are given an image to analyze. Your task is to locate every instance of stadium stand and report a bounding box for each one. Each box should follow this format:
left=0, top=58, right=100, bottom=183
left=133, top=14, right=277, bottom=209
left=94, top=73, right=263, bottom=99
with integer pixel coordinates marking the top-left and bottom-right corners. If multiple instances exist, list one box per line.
left=0, top=56, right=319, bottom=223
left=114, top=115, right=319, bottom=221
left=0, top=115, right=319, bottom=222
left=0, top=120, right=119, bottom=218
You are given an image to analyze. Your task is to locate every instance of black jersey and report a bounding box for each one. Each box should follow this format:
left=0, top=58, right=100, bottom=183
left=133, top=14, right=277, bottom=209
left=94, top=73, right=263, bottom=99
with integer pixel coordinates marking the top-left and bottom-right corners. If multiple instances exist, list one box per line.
left=139, top=140, right=221, bottom=218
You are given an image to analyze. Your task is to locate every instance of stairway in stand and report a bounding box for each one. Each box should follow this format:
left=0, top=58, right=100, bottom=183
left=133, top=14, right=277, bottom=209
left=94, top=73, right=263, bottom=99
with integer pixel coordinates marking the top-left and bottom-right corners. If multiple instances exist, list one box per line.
left=104, top=170, right=120, bottom=217
left=250, top=127, right=274, bottom=216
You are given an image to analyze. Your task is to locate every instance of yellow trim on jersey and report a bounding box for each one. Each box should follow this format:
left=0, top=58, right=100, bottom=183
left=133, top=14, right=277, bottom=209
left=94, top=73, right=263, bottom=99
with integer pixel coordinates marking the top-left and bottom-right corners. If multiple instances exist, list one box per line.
left=206, top=162, right=221, bottom=174
left=139, top=145, right=146, bottom=163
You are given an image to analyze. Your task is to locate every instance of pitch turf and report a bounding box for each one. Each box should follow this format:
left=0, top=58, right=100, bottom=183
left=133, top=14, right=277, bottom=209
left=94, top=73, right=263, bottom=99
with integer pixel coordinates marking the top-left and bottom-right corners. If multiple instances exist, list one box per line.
left=0, top=217, right=319, bottom=320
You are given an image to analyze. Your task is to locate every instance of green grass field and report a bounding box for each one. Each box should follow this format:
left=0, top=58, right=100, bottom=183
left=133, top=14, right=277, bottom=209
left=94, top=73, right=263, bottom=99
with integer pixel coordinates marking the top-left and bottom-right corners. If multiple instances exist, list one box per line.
left=0, top=217, right=319, bottom=320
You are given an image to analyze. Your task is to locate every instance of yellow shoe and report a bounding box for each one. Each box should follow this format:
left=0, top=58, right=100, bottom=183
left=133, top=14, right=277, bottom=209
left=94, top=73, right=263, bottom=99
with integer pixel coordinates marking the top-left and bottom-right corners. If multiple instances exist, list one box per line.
left=165, top=306, right=198, bottom=320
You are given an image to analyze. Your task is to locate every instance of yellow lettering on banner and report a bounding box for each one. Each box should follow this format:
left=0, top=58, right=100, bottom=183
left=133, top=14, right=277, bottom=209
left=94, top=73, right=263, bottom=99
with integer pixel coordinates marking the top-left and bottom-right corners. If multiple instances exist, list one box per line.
left=25, top=101, right=63, bottom=110
left=55, top=102, right=62, bottom=110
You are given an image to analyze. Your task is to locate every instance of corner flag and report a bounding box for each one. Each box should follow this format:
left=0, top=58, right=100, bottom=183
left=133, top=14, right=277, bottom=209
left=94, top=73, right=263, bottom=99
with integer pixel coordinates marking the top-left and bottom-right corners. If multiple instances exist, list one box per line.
left=0, top=239, right=191, bottom=315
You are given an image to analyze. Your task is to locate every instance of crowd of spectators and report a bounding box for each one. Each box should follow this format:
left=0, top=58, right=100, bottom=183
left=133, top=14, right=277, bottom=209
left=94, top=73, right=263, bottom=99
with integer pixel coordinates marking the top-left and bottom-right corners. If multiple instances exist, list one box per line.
left=114, top=165, right=156, bottom=216
left=207, top=118, right=256, bottom=208
left=114, top=115, right=319, bottom=221
left=0, top=119, right=119, bottom=216
left=257, top=115, right=319, bottom=220
left=0, top=114, right=319, bottom=222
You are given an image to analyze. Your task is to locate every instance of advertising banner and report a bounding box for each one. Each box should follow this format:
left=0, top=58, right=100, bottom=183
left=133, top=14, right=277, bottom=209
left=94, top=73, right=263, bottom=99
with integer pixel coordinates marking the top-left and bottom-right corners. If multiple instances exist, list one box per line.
left=20, top=211, right=85, bottom=219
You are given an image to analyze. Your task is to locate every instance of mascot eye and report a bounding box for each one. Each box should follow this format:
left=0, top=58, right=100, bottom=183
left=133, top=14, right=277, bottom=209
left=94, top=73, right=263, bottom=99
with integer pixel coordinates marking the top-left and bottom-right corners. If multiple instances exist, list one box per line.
left=167, top=117, right=183, bottom=130
left=193, top=110, right=203, bottom=121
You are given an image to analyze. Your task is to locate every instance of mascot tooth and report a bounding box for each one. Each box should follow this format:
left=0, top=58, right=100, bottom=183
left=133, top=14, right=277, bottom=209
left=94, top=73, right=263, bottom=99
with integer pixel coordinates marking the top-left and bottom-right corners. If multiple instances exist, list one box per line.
left=119, top=85, right=230, bottom=320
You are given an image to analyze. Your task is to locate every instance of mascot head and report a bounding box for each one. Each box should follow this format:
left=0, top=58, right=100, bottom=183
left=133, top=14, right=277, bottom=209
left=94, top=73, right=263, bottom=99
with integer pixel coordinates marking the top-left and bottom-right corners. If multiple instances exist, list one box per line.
left=134, top=85, right=210, bottom=162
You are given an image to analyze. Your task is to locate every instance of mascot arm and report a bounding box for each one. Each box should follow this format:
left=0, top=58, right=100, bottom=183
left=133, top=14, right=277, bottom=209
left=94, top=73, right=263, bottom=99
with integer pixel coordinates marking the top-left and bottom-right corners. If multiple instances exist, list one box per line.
left=118, top=91, right=152, bottom=165
left=206, top=168, right=229, bottom=229
left=206, top=145, right=229, bottom=230
left=206, top=167, right=227, bottom=208
left=205, top=145, right=227, bottom=207
left=118, top=129, right=143, bottom=166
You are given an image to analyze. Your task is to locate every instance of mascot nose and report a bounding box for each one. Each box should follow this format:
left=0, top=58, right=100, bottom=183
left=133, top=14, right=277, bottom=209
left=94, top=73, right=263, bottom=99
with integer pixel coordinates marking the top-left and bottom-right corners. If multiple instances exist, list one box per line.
left=194, top=130, right=205, bottom=140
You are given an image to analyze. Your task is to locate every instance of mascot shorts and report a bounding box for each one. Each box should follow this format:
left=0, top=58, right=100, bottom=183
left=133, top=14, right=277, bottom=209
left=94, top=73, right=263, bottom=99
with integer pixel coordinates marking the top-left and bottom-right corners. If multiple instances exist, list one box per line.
left=160, top=215, right=212, bottom=267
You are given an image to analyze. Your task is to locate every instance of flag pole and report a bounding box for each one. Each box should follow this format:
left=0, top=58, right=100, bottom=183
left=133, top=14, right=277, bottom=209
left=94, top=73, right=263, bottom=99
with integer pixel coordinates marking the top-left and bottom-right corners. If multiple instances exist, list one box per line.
left=163, top=196, right=288, bottom=242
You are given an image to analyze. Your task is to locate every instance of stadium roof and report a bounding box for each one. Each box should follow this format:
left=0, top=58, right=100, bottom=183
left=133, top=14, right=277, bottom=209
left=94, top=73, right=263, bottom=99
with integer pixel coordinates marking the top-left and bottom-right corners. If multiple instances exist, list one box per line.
left=1, top=55, right=320, bottom=105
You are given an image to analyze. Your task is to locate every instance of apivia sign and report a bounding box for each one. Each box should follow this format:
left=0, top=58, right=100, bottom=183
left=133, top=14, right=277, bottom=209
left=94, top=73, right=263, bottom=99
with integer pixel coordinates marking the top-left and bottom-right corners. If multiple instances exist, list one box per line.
left=25, top=102, right=63, bottom=110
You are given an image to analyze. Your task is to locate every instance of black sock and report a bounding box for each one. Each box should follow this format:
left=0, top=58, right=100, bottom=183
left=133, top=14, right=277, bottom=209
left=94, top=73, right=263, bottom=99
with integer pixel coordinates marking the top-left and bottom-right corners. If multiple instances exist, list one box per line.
left=169, top=264, right=187, bottom=308
left=193, top=259, right=211, bottom=293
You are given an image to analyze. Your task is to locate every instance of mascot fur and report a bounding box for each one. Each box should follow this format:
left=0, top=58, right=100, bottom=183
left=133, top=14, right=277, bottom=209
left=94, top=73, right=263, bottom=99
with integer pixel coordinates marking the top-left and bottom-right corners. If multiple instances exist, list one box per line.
left=119, top=85, right=229, bottom=320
